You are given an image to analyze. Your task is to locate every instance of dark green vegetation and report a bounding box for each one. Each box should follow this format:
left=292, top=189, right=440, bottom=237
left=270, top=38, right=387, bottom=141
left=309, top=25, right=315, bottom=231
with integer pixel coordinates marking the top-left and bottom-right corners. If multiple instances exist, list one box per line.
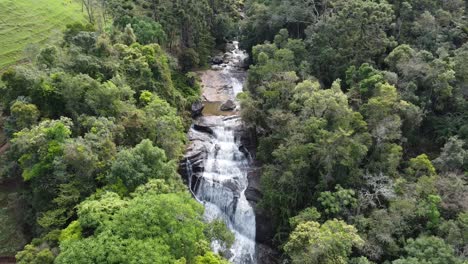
left=0, top=0, right=240, bottom=262
left=240, top=0, right=467, bottom=263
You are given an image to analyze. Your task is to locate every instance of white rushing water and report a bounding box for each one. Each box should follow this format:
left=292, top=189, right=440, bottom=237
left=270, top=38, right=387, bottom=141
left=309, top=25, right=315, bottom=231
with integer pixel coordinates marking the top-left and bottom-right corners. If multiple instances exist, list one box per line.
left=189, top=42, right=257, bottom=263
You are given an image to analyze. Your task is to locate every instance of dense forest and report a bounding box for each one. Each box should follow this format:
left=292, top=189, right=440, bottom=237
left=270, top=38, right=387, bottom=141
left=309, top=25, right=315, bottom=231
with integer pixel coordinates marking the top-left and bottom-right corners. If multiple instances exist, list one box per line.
left=239, top=0, right=468, bottom=263
left=0, top=0, right=467, bottom=263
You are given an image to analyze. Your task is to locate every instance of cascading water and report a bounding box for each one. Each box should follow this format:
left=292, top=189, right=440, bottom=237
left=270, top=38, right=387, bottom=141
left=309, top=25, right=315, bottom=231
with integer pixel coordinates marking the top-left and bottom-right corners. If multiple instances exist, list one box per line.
left=186, top=42, right=257, bottom=263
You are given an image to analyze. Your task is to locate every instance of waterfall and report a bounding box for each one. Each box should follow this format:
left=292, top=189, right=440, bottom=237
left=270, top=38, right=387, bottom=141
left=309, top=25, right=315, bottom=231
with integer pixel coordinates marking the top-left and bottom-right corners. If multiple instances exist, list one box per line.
left=195, top=118, right=256, bottom=263
left=186, top=42, right=257, bottom=263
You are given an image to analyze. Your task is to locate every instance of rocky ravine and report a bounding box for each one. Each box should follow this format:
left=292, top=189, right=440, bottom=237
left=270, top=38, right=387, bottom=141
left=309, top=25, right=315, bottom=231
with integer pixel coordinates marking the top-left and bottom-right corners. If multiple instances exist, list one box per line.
left=179, top=42, right=278, bottom=264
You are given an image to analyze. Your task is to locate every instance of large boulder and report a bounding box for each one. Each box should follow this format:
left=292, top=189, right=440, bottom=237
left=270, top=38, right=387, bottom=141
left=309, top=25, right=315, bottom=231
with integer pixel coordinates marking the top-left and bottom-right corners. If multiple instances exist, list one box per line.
left=191, top=101, right=204, bottom=117
left=193, top=124, right=214, bottom=135
left=212, top=55, right=224, bottom=65
left=220, top=99, right=236, bottom=111
left=225, top=42, right=236, bottom=52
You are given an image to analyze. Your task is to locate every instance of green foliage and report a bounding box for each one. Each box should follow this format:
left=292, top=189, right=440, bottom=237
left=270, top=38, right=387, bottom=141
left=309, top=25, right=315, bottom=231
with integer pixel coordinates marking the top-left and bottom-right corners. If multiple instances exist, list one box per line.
left=107, top=139, right=179, bottom=192
left=11, top=118, right=72, bottom=181
left=5, top=100, right=40, bottom=136
left=3, top=0, right=468, bottom=263
left=59, top=221, right=82, bottom=242
left=405, top=154, right=437, bottom=180
left=1, top=17, right=195, bottom=257
left=129, top=17, right=167, bottom=45
left=305, top=0, right=395, bottom=84
left=204, top=220, right=235, bottom=250
left=16, top=244, right=54, bottom=264
left=57, top=187, right=226, bottom=263
left=194, top=251, right=230, bottom=264
left=239, top=0, right=468, bottom=263
left=392, top=236, right=463, bottom=264
left=318, top=185, right=357, bottom=217
left=417, top=194, right=442, bottom=229
left=289, top=207, right=321, bottom=228
left=437, top=213, right=468, bottom=256
left=433, top=137, right=468, bottom=173
left=284, top=219, right=363, bottom=264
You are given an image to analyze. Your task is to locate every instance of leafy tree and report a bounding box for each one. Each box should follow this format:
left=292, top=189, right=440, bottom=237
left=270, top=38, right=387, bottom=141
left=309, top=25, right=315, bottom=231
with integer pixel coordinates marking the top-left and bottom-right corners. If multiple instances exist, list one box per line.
left=318, top=185, right=357, bottom=217
left=305, top=0, right=395, bottom=84
left=130, top=17, right=166, bottom=45
left=289, top=207, right=321, bottom=228
left=433, top=136, right=467, bottom=173
left=437, top=213, right=468, bottom=257
left=284, top=219, right=363, bottom=264
left=4, top=100, right=40, bottom=136
left=392, top=236, right=462, bottom=264
left=405, top=154, right=437, bottom=181
left=57, top=185, right=229, bottom=263
left=16, top=244, right=54, bottom=264
left=107, top=139, right=179, bottom=193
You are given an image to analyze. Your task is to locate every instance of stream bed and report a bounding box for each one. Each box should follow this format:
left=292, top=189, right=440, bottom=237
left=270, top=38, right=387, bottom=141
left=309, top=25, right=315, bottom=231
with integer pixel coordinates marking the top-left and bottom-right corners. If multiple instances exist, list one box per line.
left=183, top=42, right=257, bottom=263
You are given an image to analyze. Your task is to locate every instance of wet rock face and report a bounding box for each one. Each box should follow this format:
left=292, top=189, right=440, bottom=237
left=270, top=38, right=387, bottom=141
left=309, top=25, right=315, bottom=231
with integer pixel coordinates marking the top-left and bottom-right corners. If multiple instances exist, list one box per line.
left=191, top=101, right=204, bottom=117
left=226, top=42, right=236, bottom=52
left=256, top=243, right=280, bottom=264
left=212, top=55, right=224, bottom=65
left=246, top=168, right=276, bottom=246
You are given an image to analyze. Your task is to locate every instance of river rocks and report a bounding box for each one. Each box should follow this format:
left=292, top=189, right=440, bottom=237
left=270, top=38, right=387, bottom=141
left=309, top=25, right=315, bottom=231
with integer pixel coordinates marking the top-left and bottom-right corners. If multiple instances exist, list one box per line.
left=191, top=101, right=204, bottom=117
left=212, top=55, right=224, bottom=65
left=220, top=100, right=236, bottom=111
left=223, top=178, right=241, bottom=193
left=179, top=138, right=210, bottom=185
left=225, top=42, right=236, bottom=52
left=193, top=123, right=214, bottom=135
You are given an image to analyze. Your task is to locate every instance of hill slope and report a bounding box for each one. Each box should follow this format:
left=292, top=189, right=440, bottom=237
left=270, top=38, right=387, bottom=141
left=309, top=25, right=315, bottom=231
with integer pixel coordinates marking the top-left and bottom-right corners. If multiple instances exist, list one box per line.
left=0, top=0, right=85, bottom=70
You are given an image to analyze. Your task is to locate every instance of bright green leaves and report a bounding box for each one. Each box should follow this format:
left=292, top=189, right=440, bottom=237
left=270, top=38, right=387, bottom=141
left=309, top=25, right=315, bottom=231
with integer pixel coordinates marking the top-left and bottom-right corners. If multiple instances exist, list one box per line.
left=284, top=219, right=363, bottom=264
left=318, top=185, right=357, bottom=217
left=59, top=221, right=82, bottom=242
left=194, top=251, right=230, bottom=264
left=406, top=154, right=437, bottom=180
left=385, top=44, right=457, bottom=112
left=12, top=118, right=72, bottom=181
left=56, top=232, right=175, bottom=264
left=77, top=192, right=128, bottom=231
left=57, top=185, right=229, bottom=264
left=84, top=80, right=135, bottom=117
left=5, top=100, right=40, bottom=135
left=289, top=207, right=321, bottom=228
left=16, top=244, right=54, bottom=264
left=417, top=195, right=442, bottom=229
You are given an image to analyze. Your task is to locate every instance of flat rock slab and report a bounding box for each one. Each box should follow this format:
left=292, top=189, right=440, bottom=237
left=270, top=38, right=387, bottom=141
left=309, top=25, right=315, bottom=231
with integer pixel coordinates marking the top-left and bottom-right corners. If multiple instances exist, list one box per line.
left=199, top=70, right=231, bottom=102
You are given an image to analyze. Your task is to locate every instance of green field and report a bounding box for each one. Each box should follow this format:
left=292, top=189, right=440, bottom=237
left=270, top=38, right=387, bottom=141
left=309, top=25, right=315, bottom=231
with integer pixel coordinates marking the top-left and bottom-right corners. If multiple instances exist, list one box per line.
left=0, top=0, right=86, bottom=70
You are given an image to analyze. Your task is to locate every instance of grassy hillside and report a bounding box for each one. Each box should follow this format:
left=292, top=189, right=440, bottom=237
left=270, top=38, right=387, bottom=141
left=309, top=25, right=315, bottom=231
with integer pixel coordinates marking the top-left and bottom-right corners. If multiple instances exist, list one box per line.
left=0, top=0, right=86, bottom=70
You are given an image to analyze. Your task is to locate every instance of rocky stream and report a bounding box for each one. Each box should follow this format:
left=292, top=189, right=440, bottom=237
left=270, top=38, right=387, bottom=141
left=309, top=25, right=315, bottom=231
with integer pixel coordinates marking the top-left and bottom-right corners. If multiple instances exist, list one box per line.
left=179, top=42, right=277, bottom=264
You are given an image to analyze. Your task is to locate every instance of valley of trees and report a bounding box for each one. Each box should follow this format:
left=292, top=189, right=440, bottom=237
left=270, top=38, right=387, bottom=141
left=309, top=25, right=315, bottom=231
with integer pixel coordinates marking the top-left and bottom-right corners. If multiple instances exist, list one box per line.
left=0, top=0, right=466, bottom=263
left=239, top=0, right=467, bottom=263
